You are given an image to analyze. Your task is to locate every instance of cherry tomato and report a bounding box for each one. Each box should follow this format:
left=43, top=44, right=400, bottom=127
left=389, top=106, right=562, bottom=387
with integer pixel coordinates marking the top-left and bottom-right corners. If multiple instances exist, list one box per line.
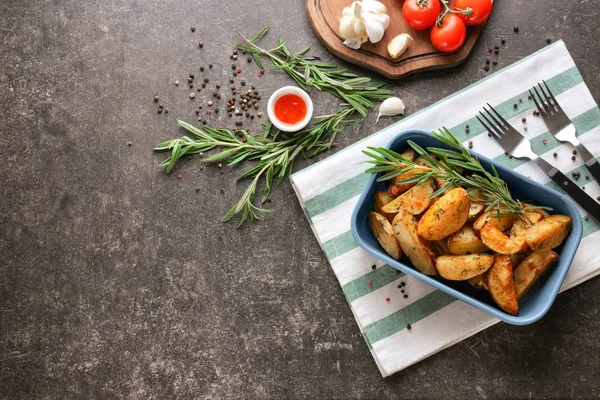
left=402, top=0, right=441, bottom=31
left=430, top=14, right=467, bottom=53
left=454, top=0, right=493, bottom=26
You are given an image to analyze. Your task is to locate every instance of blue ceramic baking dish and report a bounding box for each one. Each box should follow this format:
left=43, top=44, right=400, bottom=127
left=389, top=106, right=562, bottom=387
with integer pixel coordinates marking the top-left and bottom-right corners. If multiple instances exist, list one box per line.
left=351, top=129, right=583, bottom=325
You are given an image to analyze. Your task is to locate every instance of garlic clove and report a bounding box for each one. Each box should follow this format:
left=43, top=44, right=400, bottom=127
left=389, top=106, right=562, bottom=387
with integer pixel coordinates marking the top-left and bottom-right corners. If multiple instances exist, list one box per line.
left=376, top=97, right=405, bottom=124
left=387, top=33, right=413, bottom=58
left=361, top=0, right=388, bottom=16
left=361, top=12, right=389, bottom=43
left=343, top=37, right=364, bottom=50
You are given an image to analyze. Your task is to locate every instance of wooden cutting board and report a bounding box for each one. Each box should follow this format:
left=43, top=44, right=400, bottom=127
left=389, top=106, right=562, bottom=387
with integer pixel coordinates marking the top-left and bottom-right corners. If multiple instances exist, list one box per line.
left=306, top=0, right=487, bottom=79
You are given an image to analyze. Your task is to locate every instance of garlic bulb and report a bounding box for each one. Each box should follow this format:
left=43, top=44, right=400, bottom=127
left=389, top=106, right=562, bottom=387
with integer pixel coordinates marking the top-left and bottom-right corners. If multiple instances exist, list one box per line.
left=387, top=33, right=413, bottom=59
left=339, top=0, right=390, bottom=50
left=376, top=97, right=405, bottom=124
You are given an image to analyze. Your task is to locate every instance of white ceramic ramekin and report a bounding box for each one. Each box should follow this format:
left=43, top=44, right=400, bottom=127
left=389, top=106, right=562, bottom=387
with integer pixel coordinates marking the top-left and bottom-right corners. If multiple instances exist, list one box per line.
left=267, top=86, right=313, bottom=132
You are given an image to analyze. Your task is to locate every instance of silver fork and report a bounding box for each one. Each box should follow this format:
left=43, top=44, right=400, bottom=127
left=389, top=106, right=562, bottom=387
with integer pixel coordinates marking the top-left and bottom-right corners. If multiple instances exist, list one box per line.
left=530, top=81, right=600, bottom=184
left=477, top=103, right=600, bottom=221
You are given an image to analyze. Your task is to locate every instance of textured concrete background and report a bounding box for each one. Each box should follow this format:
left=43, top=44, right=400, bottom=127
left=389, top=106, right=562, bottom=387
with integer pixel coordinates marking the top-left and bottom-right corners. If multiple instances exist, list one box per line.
left=1, top=0, right=600, bottom=399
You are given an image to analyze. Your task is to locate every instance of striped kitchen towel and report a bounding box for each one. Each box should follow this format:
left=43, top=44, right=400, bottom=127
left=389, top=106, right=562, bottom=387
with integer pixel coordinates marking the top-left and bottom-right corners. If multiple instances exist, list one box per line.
left=289, top=41, right=600, bottom=377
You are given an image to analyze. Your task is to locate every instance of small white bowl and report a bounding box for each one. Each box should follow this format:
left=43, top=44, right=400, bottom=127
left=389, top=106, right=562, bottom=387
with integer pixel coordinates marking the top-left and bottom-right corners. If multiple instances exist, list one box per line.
left=267, top=86, right=313, bottom=132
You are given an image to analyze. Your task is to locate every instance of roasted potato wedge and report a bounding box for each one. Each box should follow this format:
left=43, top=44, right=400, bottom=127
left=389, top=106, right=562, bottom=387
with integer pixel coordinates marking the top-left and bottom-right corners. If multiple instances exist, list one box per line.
left=382, top=179, right=436, bottom=215
left=487, top=255, right=519, bottom=315
left=468, top=272, right=489, bottom=290
left=473, top=210, right=518, bottom=234
left=392, top=211, right=438, bottom=275
left=387, top=149, right=418, bottom=197
left=447, top=224, right=490, bottom=255
left=417, top=188, right=470, bottom=241
left=388, top=166, right=430, bottom=197
left=480, top=222, right=521, bottom=255
left=373, top=191, right=397, bottom=222
left=468, top=188, right=486, bottom=202
left=509, top=211, right=546, bottom=253
left=468, top=202, right=485, bottom=221
left=523, top=203, right=550, bottom=218
left=525, top=214, right=572, bottom=251
left=368, top=212, right=402, bottom=260
left=435, top=254, right=495, bottom=280
left=514, top=250, right=559, bottom=299
left=432, top=239, right=452, bottom=256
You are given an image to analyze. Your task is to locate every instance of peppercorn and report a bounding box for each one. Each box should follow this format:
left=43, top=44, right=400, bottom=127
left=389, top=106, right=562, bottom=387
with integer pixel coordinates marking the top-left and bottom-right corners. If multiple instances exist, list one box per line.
left=208, top=64, right=213, bottom=68
left=372, top=264, right=376, bottom=270
left=164, top=109, right=168, bottom=114
left=189, top=92, right=195, bottom=99
left=546, top=38, right=551, bottom=43
left=513, top=104, right=518, bottom=109
left=488, top=47, right=493, bottom=52
left=522, top=117, right=526, bottom=123
left=231, top=64, right=236, bottom=70
left=200, top=66, right=205, bottom=72
left=494, top=49, right=499, bottom=55
left=127, top=141, right=133, bottom=146
left=485, top=58, right=490, bottom=65
left=153, top=95, right=159, bottom=102
left=241, top=80, right=246, bottom=86
left=401, top=282, right=405, bottom=287
left=233, top=72, right=237, bottom=77
left=403, top=295, right=408, bottom=299
left=519, top=98, right=523, bottom=102
left=204, top=77, right=209, bottom=83
left=157, top=108, right=162, bottom=114
left=220, top=189, right=225, bottom=194
left=158, top=104, right=164, bottom=109
left=514, top=25, right=519, bottom=32
left=237, top=67, right=242, bottom=73
left=198, top=42, right=204, bottom=48
left=501, top=38, right=506, bottom=44
left=585, top=175, right=590, bottom=180
left=175, top=80, right=180, bottom=86
left=191, top=26, right=195, bottom=32
left=573, top=150, right=577, bottom=155
left=233, top=54, right=238, bottom=60
left=406, top=324, right=412, bottom=330
left=571, top=155, right=576, bottom=160
left=553, top=152, right=558, bottom=157
left=484, top=65, right=490, bottom=72
left=247, top=57, right=252, bottom=63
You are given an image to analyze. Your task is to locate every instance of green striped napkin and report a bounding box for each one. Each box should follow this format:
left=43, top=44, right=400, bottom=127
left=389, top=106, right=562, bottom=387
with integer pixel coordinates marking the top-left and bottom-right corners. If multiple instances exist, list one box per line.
left=290, top=41, right=600, bottom=377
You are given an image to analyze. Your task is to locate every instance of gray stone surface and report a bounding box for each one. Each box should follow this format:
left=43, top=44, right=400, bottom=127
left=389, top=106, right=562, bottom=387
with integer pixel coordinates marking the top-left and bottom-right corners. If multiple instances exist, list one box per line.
left=1, top=0, right=599, bottom=398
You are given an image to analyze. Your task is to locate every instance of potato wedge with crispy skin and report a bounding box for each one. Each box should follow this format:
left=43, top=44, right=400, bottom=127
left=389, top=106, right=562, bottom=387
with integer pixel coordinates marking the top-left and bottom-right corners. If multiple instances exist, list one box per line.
left=525, top=214, right=572, bottom=251
left=487, top=255, right=519, bottom=315
left=367, top=212, right=402, bottom=260
left=417, top=188, right=470, bottom=241
left=480, top=222, right=521, bottom=255
left=514, top=250, right=559, bottom=299
left=447, top=224, right=490, bottom=255
left=509, top=211, right=546, bottom=253
left=387, top=149, right=418, bottom=197
left=382, top=179, right=436, bottom=215
left=392, top=211, right=438, bottom=275
left=388, top=166, right=430, bottom=197
left=468, top=202, right=485, bottom=221
left=469, top=272, right=489, bottom=290
left=435, top=254, right=495, bottom=280
left=473, top=210, right=518, bottom=234
left=373, top=191, right=397, bottom=223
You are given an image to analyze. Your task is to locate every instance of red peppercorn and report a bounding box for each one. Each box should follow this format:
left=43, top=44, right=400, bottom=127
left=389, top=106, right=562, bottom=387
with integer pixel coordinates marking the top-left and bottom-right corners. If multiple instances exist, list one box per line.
left=386, top=298, right=390, bottom=303
left=206, top=109, right=212, bottom=115
left=367, top=281, right=372, bottom=286
left=488, top=47, right=493, bottom=52
left=258, top=71, right=263, bottom=77
left=177, top=174, right=182, bottom=179
left=237, top=67, right=242, bottom=73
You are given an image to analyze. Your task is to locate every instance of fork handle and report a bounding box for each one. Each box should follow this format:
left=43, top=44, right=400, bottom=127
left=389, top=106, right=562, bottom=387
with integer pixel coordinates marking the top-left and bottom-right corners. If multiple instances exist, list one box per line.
left=545, top=166, right=600, bottom=221
left=585, top=158, right=600, bottom=186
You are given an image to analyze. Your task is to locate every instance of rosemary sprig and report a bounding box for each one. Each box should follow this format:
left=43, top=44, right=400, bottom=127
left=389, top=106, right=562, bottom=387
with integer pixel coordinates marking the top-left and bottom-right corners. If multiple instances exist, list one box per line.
left=363, top=127, right=533, bottom=215
left=154, top=28, right=390, bottom=228
left=236, top=27, right=393, bottom=116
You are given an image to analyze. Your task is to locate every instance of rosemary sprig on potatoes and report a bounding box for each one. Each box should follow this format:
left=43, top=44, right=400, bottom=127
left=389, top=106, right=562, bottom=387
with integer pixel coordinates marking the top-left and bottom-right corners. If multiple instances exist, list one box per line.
left=363, top=127, right=533, bottom=216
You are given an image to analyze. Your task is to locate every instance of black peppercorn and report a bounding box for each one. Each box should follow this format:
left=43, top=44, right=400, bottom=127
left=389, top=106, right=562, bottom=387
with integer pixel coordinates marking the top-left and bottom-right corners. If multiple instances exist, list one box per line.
left=198, top=42, right=204, bottom=48
left=514, top=25, right=519, bottom=32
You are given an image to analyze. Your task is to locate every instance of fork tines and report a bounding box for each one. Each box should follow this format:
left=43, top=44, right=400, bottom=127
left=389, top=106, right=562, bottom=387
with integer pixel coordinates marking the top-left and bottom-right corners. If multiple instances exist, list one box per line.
left=476, top=103, right=509, bottom=139
left=530, top=80, right=559, bottom=116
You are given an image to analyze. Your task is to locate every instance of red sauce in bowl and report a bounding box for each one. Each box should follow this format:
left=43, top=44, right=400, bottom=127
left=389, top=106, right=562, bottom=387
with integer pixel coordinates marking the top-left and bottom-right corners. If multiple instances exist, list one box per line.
left=274, top=94, right=307, bottom=125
